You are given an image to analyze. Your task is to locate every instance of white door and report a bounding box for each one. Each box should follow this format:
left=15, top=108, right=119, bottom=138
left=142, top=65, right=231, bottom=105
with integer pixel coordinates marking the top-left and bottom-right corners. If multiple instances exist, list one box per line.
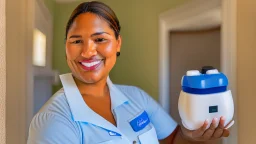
left=33, top=0, right=57, bottom=115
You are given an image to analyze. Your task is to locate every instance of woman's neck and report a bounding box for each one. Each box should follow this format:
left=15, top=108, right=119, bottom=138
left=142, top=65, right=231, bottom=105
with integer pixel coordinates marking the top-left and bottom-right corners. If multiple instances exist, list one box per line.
left=73, top=76, right=109, bottom=98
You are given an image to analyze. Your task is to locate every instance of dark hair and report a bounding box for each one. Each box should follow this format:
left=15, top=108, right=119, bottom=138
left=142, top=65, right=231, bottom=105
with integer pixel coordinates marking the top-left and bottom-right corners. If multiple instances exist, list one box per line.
left=65, top=1, right=121, bottom=40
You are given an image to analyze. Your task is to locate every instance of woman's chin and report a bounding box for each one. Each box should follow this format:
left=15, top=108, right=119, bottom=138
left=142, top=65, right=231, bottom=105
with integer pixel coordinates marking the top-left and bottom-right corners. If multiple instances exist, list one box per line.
left=82, top=78, right=98, bottom=84
left=79, top=73, right=104, bottom=84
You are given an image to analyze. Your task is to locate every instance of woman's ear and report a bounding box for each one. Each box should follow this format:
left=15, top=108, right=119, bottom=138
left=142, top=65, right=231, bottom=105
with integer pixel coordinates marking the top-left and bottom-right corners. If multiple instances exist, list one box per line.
left=116, top=35, right=122, bottom=52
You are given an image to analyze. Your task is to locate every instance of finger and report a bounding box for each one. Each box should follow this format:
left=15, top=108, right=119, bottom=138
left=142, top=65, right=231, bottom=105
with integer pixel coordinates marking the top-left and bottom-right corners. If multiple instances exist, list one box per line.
left=202, top=118, right=219, bottom=140
left=213, top=116, right=225, bottom=138
left=218, top=116, right=225, bottom=129
left=192, top=119, right=209, bottom=138
left=222, top=129, right=230, bottom=137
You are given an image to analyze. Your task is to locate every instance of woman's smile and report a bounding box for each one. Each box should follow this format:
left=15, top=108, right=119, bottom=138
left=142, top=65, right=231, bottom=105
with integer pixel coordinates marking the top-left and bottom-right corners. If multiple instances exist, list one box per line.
left=79, top=59, right=104, bottom=71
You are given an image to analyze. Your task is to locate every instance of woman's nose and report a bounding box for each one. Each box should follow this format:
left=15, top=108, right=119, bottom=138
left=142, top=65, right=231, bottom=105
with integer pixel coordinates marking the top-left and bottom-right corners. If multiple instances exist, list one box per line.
left=81, top=40, right=97, bottom=58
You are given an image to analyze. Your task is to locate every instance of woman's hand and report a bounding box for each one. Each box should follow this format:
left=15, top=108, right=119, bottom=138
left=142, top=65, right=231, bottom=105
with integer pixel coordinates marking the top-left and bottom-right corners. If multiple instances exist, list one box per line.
left=180, top=116, right=232, bottom=142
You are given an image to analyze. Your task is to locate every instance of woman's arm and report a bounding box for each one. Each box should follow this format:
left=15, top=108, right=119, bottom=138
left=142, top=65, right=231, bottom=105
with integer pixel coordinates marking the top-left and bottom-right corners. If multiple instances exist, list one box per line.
left=159, top=126, right=201, bottom=144
left=159, top=126, right=179, bottom=144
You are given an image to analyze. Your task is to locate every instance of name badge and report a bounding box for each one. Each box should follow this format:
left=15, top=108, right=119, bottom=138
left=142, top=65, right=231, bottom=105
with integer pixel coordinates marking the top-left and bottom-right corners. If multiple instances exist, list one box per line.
left=129, top=111, right=150, bottom=132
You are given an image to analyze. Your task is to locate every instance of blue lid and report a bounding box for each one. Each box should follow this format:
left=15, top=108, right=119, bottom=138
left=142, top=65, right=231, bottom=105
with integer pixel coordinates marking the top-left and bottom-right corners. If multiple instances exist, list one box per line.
left=182, top=73, right=228, bottom=89
left=182, top=72, right=228, bottom=94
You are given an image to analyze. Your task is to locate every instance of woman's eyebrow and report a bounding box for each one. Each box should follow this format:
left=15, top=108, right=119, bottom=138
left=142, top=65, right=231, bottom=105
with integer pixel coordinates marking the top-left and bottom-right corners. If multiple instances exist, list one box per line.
left=69, top=35, right=82, bottom=39
left=91, top=32, right=110, bottom=37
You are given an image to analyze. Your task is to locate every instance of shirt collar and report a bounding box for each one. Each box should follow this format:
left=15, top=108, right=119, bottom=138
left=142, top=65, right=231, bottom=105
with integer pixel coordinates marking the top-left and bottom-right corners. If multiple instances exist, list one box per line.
left=59, top=73, right=128, bottom=132
left=106, top=76, right=129, bottom=111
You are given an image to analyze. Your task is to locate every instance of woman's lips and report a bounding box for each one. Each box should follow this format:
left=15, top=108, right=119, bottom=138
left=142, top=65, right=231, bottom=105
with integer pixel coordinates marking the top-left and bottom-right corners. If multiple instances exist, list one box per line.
left=79, top=60, right=103, bottom=71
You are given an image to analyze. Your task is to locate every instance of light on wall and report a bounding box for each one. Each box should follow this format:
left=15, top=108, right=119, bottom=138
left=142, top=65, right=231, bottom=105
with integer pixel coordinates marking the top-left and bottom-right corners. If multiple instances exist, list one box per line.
left=33, top=29, right=46, bottom=67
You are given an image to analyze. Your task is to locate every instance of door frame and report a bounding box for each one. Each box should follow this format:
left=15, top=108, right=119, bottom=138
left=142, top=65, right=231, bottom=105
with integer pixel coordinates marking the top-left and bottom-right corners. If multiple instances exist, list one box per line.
left=6, top=0, right=35, bottom=143
left=0, top=0, right=6, bottom=142
left=158, top=0, right=237, bottom=143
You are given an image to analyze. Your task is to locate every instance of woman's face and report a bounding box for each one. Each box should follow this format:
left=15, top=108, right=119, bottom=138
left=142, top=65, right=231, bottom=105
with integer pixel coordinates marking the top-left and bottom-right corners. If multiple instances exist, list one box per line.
left=66, top=12, right=121, bottom=84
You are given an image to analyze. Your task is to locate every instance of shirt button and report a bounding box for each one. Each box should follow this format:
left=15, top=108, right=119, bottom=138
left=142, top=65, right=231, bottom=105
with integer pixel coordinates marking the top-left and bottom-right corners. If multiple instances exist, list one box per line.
left=133, top=141, right=137, bottom=144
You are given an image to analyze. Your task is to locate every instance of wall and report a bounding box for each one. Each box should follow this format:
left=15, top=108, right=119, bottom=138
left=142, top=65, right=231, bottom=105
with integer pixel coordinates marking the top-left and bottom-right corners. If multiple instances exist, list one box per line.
left=0, top=0, right=6, bottom=143
left=43, top=0, right=56, bottom=16
left=237, top=0, right=256, bottom=143
left=52, top=0, right=191, bottom=99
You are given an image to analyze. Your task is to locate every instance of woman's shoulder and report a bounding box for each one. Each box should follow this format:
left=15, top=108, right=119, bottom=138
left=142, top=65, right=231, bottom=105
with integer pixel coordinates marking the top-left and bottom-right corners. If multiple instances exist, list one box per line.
left=114, top=84, right=152, bottom=106
left=28, top=89, right=81, bottom=143
left=35, top=88, right=73, bottom=119
left=115, top=84, right=144, bottom=96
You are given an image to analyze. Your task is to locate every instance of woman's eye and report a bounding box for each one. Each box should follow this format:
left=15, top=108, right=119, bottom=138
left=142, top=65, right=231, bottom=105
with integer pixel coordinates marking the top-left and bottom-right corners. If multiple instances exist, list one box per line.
left=71, top=40, right=83, bottom=44
left=95, top=38, right=106, bottom=43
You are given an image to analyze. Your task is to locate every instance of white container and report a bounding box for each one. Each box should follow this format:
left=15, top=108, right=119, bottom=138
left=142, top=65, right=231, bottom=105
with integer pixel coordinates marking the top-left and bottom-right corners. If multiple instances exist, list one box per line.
left=178, top=67, right=234, bottom=130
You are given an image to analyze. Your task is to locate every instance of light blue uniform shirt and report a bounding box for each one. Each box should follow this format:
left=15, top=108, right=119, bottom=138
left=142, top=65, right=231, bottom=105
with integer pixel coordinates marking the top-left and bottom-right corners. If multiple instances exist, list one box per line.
left=28, top=73, right=177, bottom=144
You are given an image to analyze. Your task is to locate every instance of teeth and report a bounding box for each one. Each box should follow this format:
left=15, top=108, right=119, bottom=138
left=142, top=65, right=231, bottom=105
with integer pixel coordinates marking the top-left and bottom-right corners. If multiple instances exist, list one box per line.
left=81, top=60, right=101, bottom=67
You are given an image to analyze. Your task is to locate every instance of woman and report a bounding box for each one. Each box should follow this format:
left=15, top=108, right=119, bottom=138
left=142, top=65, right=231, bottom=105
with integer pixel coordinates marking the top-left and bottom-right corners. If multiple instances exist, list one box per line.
left=27, top=1, right=231, bottom=144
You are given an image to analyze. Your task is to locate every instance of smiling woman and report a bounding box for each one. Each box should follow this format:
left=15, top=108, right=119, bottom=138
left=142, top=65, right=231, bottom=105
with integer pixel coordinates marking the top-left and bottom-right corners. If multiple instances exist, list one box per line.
left=27, top=1, right=231, bottom=144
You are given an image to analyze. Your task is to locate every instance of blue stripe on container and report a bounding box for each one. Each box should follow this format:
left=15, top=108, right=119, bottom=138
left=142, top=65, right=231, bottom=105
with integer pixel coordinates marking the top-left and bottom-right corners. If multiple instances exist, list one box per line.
left=182, top=86, right=227, bottom=94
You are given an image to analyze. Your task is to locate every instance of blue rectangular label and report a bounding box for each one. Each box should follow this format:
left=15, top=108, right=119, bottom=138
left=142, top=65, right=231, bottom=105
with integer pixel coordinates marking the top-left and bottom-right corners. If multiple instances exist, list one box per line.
left=129, top=111, right=150, bottom=132
left=209, top=105, right=218, bottom=113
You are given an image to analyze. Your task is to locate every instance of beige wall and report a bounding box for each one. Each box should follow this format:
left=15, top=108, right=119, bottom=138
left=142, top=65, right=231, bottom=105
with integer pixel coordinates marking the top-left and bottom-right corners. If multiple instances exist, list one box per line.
left=0, top=0, right=6, bottom=143
left=237, top=0, right=256, bottom=143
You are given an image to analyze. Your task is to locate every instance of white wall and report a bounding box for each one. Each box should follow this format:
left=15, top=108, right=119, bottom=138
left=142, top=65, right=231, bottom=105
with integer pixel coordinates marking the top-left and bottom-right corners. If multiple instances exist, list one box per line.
left=0, top=0, right=6, bottom=143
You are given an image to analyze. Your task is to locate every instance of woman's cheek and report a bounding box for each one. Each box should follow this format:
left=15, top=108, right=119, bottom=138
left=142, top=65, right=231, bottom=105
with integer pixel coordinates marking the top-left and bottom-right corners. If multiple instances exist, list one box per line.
left=102, top=43, right=117, bottom=68
left=66, top=45, right=81, bottom=60
left=102, top=43, right=116, bottom=57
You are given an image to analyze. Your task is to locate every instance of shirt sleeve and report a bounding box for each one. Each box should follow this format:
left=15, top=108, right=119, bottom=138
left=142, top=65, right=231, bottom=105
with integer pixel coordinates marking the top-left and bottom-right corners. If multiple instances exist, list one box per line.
left=27, top=112, right=80, bottom=144
left=137, top=88, right=178, bottom=140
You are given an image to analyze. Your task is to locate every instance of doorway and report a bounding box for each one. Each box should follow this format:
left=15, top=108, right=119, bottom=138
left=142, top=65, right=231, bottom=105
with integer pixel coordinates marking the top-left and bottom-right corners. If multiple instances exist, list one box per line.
left=33, top=0, right=56, bottom=115
left=169, top=27, right=221, bottom=123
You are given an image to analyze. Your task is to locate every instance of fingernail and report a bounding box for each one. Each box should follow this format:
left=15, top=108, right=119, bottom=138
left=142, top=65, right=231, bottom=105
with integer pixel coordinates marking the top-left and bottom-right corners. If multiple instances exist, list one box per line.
left=205, top=119, right=209, bottom=123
